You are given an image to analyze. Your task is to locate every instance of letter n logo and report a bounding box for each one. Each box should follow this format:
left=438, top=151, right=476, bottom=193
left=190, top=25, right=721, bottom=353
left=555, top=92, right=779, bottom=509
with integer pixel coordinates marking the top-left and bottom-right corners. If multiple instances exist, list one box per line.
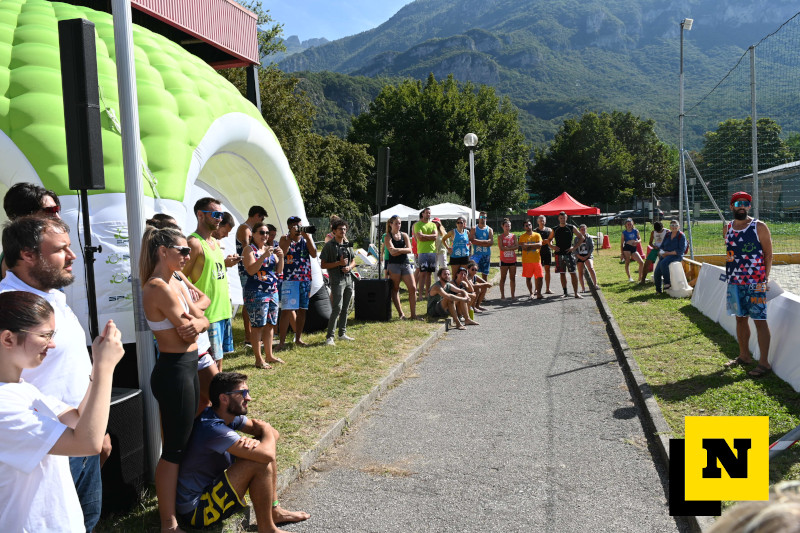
left=702, top=439, right=750, bottom=478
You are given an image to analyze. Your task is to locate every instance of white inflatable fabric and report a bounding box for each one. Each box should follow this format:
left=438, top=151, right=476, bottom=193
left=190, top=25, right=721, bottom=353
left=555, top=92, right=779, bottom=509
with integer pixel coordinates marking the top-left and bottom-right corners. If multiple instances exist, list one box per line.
left=666, top=261, right=693, bottom=298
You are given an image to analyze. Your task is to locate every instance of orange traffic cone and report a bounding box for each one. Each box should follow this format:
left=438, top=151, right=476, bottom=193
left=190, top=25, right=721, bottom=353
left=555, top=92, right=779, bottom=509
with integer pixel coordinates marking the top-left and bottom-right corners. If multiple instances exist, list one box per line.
left=602, top=234, right=611, bottom=249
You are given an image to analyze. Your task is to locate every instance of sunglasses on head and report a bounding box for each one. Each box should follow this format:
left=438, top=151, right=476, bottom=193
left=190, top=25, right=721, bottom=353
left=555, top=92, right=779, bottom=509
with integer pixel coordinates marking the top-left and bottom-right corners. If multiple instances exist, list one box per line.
left=201, top=210, right=224, bottom=219
left=224, top=389, right=249, bottom=398
left=733, top=200, right=751, bottom=208
left=169, top=245, right=191, bottom=256
left=41, top=205, right=61, bottom=215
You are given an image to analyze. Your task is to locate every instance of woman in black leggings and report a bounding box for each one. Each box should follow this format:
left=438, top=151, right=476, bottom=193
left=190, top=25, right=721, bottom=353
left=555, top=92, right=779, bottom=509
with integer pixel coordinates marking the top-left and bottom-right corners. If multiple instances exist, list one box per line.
left=141, top=226, right=210, bottom=533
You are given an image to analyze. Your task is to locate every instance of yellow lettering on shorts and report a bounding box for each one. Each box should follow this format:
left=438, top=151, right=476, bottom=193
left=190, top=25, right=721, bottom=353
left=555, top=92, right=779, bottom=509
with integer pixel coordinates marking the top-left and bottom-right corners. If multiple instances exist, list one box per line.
left=212, top=480, right=234, bottom=513
left=201, top=492, right=221, bottom=526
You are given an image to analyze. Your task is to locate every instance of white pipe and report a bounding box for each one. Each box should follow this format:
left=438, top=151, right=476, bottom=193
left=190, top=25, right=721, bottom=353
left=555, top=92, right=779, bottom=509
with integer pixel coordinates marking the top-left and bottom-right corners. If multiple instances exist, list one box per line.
left=111, top=0, right=160, bottom=480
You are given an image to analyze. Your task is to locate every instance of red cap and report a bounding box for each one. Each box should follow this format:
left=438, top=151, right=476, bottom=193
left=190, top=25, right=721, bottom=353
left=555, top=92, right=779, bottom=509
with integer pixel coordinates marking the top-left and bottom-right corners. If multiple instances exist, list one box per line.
left=731, top=191, right=751, bottom=203
left=432, top=217, right=441, bottom=222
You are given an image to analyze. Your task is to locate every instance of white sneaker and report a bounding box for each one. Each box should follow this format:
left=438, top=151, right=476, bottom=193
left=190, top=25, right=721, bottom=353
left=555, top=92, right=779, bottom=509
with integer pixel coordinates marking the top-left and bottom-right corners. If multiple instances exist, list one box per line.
left=338, top=334, right=355, bottom=341
left=325, top=337, right=335, bottom=346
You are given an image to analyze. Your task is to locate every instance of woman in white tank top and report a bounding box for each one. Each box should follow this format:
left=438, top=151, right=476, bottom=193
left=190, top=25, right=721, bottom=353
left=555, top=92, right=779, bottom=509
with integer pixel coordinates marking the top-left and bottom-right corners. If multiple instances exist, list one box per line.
left=640, top=222, right=669, bottom=284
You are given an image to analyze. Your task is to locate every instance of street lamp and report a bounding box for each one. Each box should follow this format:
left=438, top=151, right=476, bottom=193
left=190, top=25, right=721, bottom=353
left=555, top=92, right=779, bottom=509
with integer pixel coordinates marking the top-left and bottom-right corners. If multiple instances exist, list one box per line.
left=464, top=133, right=478, bottom=225
left=679, top=17, right=693, bottom=230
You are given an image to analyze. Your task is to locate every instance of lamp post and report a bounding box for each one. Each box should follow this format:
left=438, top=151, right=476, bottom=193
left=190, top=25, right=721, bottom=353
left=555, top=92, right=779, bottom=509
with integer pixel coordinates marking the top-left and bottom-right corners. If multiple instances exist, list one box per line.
left=679, top=17, right=693, bottom=230
left=464, top=133, right=478, bottom=225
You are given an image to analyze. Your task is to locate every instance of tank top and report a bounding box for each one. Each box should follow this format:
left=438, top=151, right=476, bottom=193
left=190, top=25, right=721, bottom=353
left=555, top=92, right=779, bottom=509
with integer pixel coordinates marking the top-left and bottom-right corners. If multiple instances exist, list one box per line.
left=189, top=232, right=231, bottom=323
left=146, top=273, right=190, bottom=331
left=451, top=228, right=470, bottom=258
left=726, top=219, right=766, bottom=285
left=500, top=233, right=516, bottom=263
left=387, top=233, right=409, bottom=264
left=622, top=228, right=639, bottom=244
left=652, top=228, right=668, bottom=248
left=283, top=236, right=312, bottom=281
left=534, top=227, right=552, bottom=259
left=473, top=225, right=491, bottom=255
left=244, top=245, right=280, bottom=294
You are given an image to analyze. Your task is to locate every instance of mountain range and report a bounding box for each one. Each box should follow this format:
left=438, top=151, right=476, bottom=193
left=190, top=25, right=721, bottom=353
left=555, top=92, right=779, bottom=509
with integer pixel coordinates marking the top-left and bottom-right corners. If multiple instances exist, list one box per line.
left=276, top=0, right=800, bottom=148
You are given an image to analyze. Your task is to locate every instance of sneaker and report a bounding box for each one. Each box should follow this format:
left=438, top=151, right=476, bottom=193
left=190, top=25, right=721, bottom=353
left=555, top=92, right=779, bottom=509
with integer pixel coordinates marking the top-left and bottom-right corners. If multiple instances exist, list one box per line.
left=325, top=337, right=335, bottom=346
left=244, top=341, right=252, bottom=348
left=338, top=334, right=355, bottom=341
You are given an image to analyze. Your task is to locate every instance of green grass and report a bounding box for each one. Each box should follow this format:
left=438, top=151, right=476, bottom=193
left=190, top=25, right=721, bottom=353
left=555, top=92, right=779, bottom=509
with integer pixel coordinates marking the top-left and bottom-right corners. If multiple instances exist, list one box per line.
left=596, top=220, right=800, bottom=256
left=99, top=271, right=497, bottom=531
left=594, top=250, right=800, bottom=492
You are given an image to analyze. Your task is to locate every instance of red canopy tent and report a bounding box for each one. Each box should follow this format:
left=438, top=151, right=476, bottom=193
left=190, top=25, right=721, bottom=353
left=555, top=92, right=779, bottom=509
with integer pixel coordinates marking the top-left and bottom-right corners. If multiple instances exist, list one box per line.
left=527, top=192, right=600, bottom=216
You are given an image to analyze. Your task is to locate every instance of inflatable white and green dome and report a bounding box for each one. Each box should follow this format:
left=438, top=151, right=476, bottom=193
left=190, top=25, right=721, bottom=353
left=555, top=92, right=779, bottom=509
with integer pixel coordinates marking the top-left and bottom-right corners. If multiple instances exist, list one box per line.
left=0, top=0, right=317, bottom=341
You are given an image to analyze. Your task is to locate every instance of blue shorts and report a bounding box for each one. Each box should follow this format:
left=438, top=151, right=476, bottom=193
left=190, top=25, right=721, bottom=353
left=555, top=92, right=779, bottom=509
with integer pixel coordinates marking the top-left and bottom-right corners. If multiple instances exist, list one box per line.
left=727, top=283, right=768, bottom=321
left=244, top=290, right=279, bottom=328
left=471, top=254, right=491, bottom=276
left=207, top=319, right=234, bottom=361
left=280, top=280, right=311, bottom=310
left=417, top=253, right=437, bottom=273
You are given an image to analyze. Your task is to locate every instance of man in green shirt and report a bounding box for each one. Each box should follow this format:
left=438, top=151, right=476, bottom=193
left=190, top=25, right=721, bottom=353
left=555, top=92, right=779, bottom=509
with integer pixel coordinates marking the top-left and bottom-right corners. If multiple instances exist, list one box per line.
left=320, top=218, right=356, bottom=346
left=414, top=207, right=437, bottom=301
left=183, top=197, right=240, bottom=370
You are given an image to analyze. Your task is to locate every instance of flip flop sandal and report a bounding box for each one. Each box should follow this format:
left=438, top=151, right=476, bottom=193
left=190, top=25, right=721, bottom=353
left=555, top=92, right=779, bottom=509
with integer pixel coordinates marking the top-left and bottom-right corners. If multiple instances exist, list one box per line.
left=724, top=357, right=751, bottom=368
left=748, top=364, right=772, bottom=378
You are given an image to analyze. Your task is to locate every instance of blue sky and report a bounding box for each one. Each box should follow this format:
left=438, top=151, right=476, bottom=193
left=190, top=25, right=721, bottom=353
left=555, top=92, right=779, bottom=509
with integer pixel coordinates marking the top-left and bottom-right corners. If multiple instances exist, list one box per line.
left=267, top=0, right=412, bottom=42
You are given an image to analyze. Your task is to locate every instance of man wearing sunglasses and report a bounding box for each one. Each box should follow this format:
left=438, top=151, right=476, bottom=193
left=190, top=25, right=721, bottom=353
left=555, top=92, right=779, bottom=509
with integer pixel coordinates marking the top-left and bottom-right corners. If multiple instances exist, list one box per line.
left=723, top=191, right=773, bottom=378
left=184, top=197, right=241, bottom=371
left=176, top=372, right=309, bottom=530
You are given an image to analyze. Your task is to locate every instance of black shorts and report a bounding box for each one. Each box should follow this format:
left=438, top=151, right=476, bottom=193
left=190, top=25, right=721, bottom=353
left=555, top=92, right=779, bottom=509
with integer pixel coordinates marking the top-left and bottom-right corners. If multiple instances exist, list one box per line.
left=622, top=244, right=637, bottom=253
left=428, top=301, right=450, bottom=318
left=554, top=253, right=577, bottom=274
left=448, top=256, right=469, bottom=266
left=500, top=261, right=519, bottom=268
left=180, top=469, right=247, bottom=528
left=540, top=247, right=552, bottom=266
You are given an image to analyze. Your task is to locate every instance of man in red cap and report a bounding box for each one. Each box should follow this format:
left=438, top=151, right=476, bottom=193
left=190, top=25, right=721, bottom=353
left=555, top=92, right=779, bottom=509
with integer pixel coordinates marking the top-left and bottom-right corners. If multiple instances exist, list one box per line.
left=723, top=191, right=773, bottom=377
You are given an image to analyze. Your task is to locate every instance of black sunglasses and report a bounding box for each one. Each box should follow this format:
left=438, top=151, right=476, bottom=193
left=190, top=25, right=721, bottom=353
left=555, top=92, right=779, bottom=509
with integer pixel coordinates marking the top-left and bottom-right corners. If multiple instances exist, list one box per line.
left=224, top=389, right=249, bottom=398
left=257, top=231, right=269, bottom=235
left=169, top=245, right=191, bottom=256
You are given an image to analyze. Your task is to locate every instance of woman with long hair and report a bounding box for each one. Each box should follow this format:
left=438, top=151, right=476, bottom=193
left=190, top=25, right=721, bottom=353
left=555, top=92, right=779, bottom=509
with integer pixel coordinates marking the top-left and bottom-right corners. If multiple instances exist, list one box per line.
left=0, top=291, right=123, bottom=532
left=242, top=221, right=284, bottom=369
left=140, top=226, right=210, bottom=533
left=384, top=215, right=419, bottom=319
left=497, top=218, right=518, bottom=299
left=442, top=216, right=471, bottom=280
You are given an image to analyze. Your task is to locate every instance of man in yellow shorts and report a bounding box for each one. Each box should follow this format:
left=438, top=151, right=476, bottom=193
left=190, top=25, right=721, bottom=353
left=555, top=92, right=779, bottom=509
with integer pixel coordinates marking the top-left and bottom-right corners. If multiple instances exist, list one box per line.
left=519, top=219, right=544, bottom=299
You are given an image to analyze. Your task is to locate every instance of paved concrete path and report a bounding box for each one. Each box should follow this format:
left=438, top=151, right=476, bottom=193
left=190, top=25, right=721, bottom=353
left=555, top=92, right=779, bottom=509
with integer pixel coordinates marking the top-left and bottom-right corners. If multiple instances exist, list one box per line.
left=278, top=273, right=684, bottom=532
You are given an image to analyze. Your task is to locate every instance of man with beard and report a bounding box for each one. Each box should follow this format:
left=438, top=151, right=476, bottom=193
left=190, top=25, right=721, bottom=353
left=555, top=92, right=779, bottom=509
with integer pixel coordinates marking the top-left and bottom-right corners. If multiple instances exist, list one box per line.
left=176, top=372, right=309, bottom=531
left=722, top=191, right=773, bottom=378
left=550, top=211, right=584, bottom=299
left=184, top=197, right=241, bottom=371
left=0, top=216, right=104, bottom=532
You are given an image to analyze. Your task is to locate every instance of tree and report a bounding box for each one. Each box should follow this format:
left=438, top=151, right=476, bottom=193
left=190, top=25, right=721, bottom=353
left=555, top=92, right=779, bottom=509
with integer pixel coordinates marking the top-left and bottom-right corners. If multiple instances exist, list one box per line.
left=699, top=117, right=793, bottom=181
left=348, top=74, right=530, bottom=212
left=531, top=111, right=676, bottom=206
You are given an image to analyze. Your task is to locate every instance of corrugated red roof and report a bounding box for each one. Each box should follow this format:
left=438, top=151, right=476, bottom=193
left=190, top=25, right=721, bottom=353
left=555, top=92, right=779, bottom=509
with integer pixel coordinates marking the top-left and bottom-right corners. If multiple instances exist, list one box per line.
left=132, top=0, right=259, bottom=67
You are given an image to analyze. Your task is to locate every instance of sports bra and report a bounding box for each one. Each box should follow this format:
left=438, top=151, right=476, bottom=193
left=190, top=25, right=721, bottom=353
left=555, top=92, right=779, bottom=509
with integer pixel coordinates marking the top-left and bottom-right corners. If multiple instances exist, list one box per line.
left=146, top=273, right=191, bottom=331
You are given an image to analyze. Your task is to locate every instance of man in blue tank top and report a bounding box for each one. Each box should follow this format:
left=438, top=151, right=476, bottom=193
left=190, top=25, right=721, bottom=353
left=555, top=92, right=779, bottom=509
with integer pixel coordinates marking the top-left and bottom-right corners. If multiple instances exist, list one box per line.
left=722, top=191, right=773, bottom=378
left=470, top=211, right=493, bottom=278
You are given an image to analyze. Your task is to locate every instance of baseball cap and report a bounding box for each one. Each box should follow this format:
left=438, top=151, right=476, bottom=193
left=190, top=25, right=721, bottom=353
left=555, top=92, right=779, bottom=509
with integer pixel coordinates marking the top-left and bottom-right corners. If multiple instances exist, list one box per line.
left=287, top=215, right=301, bottom=224
left=731, top=191, right=752, bottom=203
left=432, top=217, right=441, bottom=222
left=559, top=211, right=567, bottom=216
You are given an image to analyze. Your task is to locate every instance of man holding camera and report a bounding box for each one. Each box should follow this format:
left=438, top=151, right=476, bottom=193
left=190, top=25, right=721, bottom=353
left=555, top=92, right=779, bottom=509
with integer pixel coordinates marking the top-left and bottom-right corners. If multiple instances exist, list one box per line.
left=278, top=216, right=317, bottom=349
left=320, top=218, right=356, bottom=346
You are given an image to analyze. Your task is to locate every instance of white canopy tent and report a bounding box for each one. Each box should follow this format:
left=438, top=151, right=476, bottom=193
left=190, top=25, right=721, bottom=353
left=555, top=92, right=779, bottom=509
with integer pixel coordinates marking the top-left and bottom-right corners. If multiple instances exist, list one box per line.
left=428, top=202, right=474, bottom=225
left=369, top=203, right=420, bottom=243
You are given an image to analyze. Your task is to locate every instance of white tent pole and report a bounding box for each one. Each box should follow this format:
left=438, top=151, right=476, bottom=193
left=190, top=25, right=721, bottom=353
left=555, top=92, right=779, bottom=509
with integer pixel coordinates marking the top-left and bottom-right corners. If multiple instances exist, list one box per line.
left=111, top=0, right=159, bottom=480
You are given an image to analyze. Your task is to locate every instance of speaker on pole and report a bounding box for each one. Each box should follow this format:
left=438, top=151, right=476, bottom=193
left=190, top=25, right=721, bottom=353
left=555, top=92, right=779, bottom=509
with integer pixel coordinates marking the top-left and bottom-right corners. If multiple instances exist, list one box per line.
left=376, top=147, right=389, bottom=207
left=59, top=18, right=105, bottom=191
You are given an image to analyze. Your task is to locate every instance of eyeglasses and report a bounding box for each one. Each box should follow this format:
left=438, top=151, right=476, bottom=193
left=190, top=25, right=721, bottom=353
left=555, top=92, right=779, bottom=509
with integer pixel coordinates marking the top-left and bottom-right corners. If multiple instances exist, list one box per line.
left=201, top=210, right=224, bottom=219
left=169, top=245, right=191, bottom=256
left=733, top=200, right=751, bottom=208
left=224, top=389, right=250, bottom=398
left=457, top=220, right=465, bottom=224
left=469, top=267, right=477, bottom=271
left=40, top=205, right=61, bottom=215
left=19, top=329, right=57, bottom=342
left=256, top=231, right=269, bottom=236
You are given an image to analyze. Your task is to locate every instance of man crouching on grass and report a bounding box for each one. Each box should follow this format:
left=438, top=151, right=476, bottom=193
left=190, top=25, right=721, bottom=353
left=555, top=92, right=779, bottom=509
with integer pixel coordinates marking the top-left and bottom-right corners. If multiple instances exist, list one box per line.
left=176, top=372, right=309, bottom=531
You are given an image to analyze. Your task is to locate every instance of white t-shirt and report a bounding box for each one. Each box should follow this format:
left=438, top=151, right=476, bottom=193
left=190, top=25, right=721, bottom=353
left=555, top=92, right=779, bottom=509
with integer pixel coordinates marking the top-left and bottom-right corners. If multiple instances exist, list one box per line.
left=0, top=381, right=84, bottom=532
left=652, top=228, right=669, bottom=248
left=0, top=272, right=92, bottom=407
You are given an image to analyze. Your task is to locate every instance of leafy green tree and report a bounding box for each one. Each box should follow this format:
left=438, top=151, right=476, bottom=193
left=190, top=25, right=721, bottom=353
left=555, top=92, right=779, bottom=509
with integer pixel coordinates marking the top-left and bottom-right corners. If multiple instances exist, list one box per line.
left=699, top=117, right=793, bottom=180
left=531, top=111, right=676, bottom=206
left=348, top=74, right=529, bottom=212
left=786, top=133, right=800, bottom=160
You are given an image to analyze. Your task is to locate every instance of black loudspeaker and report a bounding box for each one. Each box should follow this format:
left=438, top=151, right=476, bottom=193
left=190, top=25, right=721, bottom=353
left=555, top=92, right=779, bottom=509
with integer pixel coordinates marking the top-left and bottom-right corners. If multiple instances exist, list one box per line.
left=376, top=147, right=389, bottom=207
left=354, top=278, right=392, bottom=321
left=59, top=18, right=105, bottom=191
left=304, top=284, right=333, bottom=333
left=101, top=388, right=145, bottom=514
